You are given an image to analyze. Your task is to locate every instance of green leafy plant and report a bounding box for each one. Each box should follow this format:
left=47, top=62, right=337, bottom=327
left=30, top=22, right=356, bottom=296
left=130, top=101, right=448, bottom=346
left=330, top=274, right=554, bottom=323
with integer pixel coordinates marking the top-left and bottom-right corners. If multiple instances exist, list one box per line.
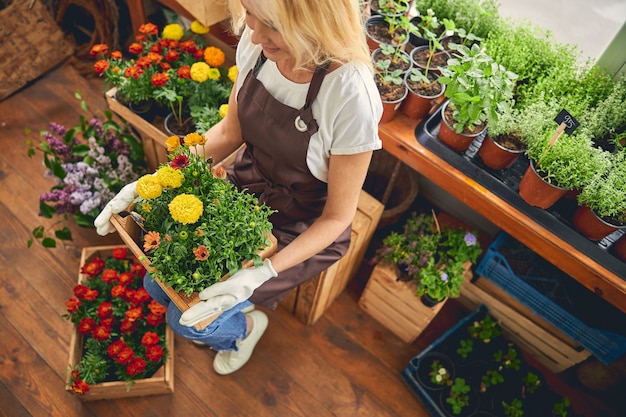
left=372, top=0, right=411, bottom=16
left=413, top=0, right=501, bottom=40
left=375, top=211, right=482, bottom=302
left=445, top=377, right=471, bottom=415
left=456, top=338, right=474, bottom=359
left=481, top=368, right=504, bottom=389
left=438, top=43, right=518, bottom=134
left=467, top=313, right=501, bottom=343
left=132, top=133, right=275, bottom=296
left=64, top=246, right=168, bottom=395
left=522, top=371, right=543, bottom=395
left=494, top=343, right=522, bottom=371
left=552, top=396, right=572, bottom=417
left=502, top=397, right=524, bottom=417
left=410, top=10, right=456, bottom=83
left=26, top=92, right=146, bottom=248
left=429, top=359, right=453, bottom=386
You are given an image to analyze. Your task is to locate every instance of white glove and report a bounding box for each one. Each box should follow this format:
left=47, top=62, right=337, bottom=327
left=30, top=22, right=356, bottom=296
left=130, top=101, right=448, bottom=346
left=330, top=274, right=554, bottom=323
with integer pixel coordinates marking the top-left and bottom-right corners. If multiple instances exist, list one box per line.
left=94, top=181, right=138, bottom=235
left=179, top=259, right=277, bottom=327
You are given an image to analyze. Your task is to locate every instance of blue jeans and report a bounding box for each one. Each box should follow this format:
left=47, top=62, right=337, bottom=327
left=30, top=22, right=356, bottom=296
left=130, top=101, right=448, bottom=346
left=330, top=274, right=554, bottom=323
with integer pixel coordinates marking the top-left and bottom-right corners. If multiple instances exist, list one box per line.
left=143, top=274, right=251, bottom=351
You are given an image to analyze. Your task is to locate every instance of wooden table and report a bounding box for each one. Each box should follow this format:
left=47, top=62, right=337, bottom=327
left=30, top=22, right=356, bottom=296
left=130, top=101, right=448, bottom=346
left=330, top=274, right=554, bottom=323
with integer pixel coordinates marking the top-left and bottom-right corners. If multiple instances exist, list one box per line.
left=378, top=113, right=626, bottom=314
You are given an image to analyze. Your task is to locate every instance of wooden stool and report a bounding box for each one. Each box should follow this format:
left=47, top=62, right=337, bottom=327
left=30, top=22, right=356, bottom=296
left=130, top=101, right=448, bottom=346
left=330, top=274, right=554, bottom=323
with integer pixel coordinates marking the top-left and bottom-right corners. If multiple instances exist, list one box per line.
left=280, top=190, right=384, bottom=325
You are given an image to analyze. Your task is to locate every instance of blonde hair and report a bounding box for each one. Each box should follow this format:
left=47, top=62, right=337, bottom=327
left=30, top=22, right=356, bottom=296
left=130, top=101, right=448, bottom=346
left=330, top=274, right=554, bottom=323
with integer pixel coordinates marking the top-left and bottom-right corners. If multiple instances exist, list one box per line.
left=228, top=0, right=371, bottom=71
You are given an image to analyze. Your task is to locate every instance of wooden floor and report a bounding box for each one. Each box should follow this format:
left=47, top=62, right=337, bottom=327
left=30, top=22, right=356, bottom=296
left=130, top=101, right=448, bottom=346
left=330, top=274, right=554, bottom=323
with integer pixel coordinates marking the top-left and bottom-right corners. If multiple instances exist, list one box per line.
left=0, top=63, right=461, bottom=417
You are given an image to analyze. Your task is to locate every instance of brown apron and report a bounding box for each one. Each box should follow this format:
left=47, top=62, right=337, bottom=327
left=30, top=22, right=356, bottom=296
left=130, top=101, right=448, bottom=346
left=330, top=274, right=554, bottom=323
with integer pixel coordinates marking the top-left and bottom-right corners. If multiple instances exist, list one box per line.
left=227, top=53, right=351, bottom=309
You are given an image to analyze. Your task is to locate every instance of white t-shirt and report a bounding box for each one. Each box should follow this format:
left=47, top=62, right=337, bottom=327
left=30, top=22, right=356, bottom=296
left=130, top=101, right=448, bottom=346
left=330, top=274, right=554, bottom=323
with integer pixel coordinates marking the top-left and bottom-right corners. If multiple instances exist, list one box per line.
left=235, top=28, right=383, bottom=183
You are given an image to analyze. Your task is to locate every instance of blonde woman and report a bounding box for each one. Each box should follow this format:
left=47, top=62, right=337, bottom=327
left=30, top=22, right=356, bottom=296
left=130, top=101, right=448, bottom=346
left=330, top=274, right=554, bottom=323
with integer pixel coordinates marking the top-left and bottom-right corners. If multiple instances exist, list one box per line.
left=96, top=0, right=382, bottom=375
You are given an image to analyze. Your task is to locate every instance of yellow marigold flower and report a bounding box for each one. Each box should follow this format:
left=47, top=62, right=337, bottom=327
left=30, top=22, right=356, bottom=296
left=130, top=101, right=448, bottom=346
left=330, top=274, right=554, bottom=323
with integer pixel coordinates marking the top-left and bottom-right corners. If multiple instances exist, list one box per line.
left=207, top=67, right=221, bottom=80
left=165, top=135, right=181, bottom=152
left=190, top=20, right=210, bottom=34
left=141, top=202, right=152, bottom=213
left=184, top=132, right=206, bottom=147
left=204, top=46, right=226, bottom=67
left=190, top=62, right=211, bottom=82
left=162, top=23, right=184, bottom=40
left=227, top=65, right=238, bottom=83
left=169, top=194, right=203, bottom=224
left=137, top=175, right=163, bottom=199
left=156, top=166, right=184, bottom=188
left=219, top=104, right=228, bottom=119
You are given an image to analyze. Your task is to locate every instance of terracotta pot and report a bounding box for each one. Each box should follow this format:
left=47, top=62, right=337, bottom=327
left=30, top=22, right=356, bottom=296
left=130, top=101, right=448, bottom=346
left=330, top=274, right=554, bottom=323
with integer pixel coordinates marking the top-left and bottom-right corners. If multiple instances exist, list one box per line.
left=572, top=204, right=624, bottom=241
left=478, top=134, right=525, bottom=170
left=518, top=160, right=569, bottom=209
left=437, top=102, right=485, bottom=152
left=379, top=84, right=408, bottom=124
left=371, top=47, right=411, bottom=77
left=365, top=15, right=409, bottom=52
left=613, top=233, right=626, bottom=262
left=401, top=71, right=445, bottom=120
left=409, top=46, right=451, bottom=77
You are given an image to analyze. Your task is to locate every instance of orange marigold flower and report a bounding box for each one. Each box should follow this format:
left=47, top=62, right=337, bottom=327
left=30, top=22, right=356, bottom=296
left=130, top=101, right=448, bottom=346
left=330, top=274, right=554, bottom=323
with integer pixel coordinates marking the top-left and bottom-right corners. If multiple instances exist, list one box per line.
left=165, top=135, right=181, bottom=152
left=65, top=298, right=81, bottom=313
left=134, top=287, right=151, bottom=303
left=176, top=65, right=191, bottom=79
left=81, top=258, right=105, bottom=277
left=148, top=299, right=168, bottom=315
left=116, top=346, right=135, bottom=364
left=101, top=269, right=119, bottom=284
left=147, top=51, right=162, bottom=64
left=97, top=301, right=113, bottom=318
left=146, top=345, right=164, bottom=362
left=194, top=245, right=210, bottom=261
left=111, top=284, right=126, bottom=298
left=94, top=60, right=109, bottom=75
left=144, top=231, right=161, bottom=251
left=118, top=271, right=134, bottom=285
left=180, top=39, right=197, bottom=53
left=124, top=65, right=143, bottom=79
left=212, top=166, right=227, bottom=179
left=146, top=312, right=164, bottom=326
left=204, top=46, right=226, bottom=67
left=93, top=325, right=111, bottom=342
left=111, top=50, right=122, bottom=59
left=136, top=55, right=152, bottom=68
left=151, top=72, right=169, bottom=87
left=128, top=42, right=143, bottom=54
left=142, top=331, right=160, bottom=346
left=139, top=23, right=158, bottom=35
left=160, top=62, right=172, bottom=71
left=89, top=43, right=109, bottom=57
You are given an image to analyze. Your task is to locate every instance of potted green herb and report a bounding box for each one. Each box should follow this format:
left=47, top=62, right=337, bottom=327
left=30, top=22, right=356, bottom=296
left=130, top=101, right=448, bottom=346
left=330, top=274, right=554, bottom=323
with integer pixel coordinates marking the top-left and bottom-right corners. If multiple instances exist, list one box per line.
left=444, top=377, right=474, bottom=415
left=437, top=43, right=518, bottom=152
left=374, top=55, right=408, bottom=123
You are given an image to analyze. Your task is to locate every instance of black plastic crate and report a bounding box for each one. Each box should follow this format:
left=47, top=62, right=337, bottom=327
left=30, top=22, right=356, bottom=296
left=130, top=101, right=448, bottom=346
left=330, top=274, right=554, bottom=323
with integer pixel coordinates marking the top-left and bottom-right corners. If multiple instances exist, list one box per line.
left=476, top=232, right=626, bottom=364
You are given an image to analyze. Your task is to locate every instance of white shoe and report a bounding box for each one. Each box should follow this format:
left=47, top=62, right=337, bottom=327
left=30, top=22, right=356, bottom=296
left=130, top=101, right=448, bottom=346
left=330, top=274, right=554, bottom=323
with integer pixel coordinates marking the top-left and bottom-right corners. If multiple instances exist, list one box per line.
left=241, top=304, right=255, bottom=314
left=213, top=310, right=268, bottom=375
left=191, top=306, right=254, bottom=347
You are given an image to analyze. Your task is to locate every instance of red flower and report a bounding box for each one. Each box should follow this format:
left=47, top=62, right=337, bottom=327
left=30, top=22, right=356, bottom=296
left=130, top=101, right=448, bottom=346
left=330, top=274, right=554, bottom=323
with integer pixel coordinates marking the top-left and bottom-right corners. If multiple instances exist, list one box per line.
left=147, top=52, right=163, bottom=64
left=146, top=345, right=164, bottom=362
left=133, top=287, right=151, bottom=304
left=93, top=325, right=111, bottom=342
left=148, top=299, right=168, bottom=315
left=101, top=268, right=119, bottom=284
left=193, top=49, right=204, bottom=60
left=160, top=62, right=172, bottom=71
left=146, top=312, right=164, bottom=326
left=176, top=65, right=191, bottom=79
left=94, top=60, right=109, bottom=75
left=124, top=287, right=137, bottom=302
left=151, top=73, right=169, bottom=87
left=111, top=50, right=122, bottom=59
left=125, top=306, right=144, bottom=322
left=107, top=340, right=127, bottom=358
left=89, top=43, right=108, bottom=57
left=131, top=262, right=146, bottom=277
left=165, top=50, right=180, bottom=62
left=124, top=66, right=143, bottom=80
left=136, top=56, right=152, bottom=69
left=100, top=316, right=114, bottom=328
left=80, top=258, right=105, bottom=277
left=71, top=379, right=90, bottom=394
left=142, top=331, right=160, bottom=346
left=120, top=317, right=139, bottom=334
left=65, top=298, right=81, bottom=313
left=128, top=42, right=143, bottom=55
left=116, top=346, right=135, bottom=364
left=171, top=154, right=190, bottom=169
left=126, top=357, right=146, bottom=376
left=73, top=284, right=90, bottom=299
left=83, top=288, right=99, bottom=301
left=112, top=247, right=127, bottom=259
left=77, top=318, right=97, bottom=335
left=118, top=271, right=135, bottom=285
left=97, top=301, right=113, bottom=318
left=179, top=40, right=197, bottom=53
left=111, top=284, right=126, bottom=298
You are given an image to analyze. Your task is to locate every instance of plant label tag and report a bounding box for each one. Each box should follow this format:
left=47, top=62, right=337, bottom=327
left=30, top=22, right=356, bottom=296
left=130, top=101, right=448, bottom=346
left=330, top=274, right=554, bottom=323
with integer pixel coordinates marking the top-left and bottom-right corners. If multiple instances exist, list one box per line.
left=554, top=109, right=579, bottom=135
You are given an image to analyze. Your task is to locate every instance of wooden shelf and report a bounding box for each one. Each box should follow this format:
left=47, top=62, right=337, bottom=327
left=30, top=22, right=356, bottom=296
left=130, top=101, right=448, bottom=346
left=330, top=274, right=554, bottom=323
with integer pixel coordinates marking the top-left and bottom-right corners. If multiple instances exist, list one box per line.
left=378, top=113, right=626, bottom=314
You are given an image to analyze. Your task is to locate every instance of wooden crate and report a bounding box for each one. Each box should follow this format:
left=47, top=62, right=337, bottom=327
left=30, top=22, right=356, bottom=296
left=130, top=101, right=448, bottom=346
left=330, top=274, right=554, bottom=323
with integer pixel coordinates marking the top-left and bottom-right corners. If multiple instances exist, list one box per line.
left=66, top=246, right=174, bottom=401
left=105, top=88, right=169, bottom=172
left=358, top=262, right=448, bottom=343
left=280, top=189, right=384, bottom=325
left=110, top=212, right=277, bottom=330
left=458, top=274, right=591, bottom=373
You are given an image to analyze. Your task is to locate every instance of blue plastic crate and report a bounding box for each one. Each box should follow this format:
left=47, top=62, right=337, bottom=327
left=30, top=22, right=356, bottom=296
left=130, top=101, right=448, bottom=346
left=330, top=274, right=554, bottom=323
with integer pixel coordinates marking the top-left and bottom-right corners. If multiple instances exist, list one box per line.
left=476, top=232, right=626, bottom=364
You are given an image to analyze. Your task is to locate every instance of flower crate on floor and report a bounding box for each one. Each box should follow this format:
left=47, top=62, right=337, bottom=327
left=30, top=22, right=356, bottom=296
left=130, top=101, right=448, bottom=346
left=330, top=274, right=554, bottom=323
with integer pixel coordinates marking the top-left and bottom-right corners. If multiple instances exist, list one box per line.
left=358, top=262, right=449, bottom=343
left=65, top=246, right=174, bottom=401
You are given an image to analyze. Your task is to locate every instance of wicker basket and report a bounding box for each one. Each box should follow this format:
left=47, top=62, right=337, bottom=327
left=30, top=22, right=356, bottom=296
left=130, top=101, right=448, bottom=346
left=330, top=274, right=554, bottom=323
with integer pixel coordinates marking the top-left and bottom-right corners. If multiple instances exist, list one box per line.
left=363, top=149, right=419, bottom=229
left=0, top=0, right=74, bottom=101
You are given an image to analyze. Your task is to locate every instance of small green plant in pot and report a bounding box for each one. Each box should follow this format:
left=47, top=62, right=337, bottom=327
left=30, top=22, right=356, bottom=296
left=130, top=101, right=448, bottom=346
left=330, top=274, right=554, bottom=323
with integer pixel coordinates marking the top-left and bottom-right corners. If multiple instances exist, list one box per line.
left=445, top=377, right=472, bottom=415
left=438, top=43, right=518, bottom=135
left=374, top=211, right=482, bottom=304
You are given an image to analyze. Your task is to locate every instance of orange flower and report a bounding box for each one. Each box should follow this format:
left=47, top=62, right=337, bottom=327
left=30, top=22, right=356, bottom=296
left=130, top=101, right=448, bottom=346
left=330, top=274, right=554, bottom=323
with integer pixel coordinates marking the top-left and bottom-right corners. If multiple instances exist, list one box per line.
left=212, top=166, right=227, bottom=179
left=193, top=245, right=210, bottom=261
left=128, top=42, right=143, bottom=55
left=124, top=65, right=143, bottom=79
left=89, top=43, right=109, bottom=57
left=165, top=135, right=181, bottom=152
left=151, top=72, right=169, bottom=87
left=204, top=46, right=226, bottom=67
left=165, top=50, right=180, bottom=62
left=111, top=50, right=122, bottom=59
left=139, top=22, right=158, bottom=35
left=94, top=60, right=109, bottom=75
left=176, top=65, right=191, bottom=79
left=144, top=231, right=161, bottom=251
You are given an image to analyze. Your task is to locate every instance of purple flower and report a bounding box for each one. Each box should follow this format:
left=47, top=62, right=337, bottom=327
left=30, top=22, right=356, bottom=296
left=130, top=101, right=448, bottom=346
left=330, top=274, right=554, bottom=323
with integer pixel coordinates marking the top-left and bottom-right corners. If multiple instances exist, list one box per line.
left=464, top=233, right=477, bottom=246
left=49, top=122, right=67, bottom=135
left=440, top=272, right=449, bottom=282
